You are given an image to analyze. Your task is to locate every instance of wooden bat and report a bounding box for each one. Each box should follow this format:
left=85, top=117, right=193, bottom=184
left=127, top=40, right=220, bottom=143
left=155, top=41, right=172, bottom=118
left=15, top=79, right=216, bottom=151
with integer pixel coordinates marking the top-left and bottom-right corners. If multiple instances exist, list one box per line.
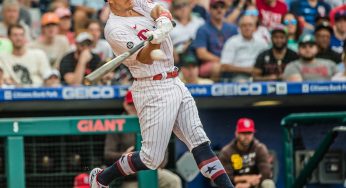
left=84, top=21, right=176, bottom=85
left=84, top=35, right=153, bottom=85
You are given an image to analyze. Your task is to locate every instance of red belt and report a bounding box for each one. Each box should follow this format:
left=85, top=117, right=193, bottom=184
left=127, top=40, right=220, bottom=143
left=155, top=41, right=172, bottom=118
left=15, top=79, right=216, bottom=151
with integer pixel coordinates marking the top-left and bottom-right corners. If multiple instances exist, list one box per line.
left=134, top=70, right=179, bottom=81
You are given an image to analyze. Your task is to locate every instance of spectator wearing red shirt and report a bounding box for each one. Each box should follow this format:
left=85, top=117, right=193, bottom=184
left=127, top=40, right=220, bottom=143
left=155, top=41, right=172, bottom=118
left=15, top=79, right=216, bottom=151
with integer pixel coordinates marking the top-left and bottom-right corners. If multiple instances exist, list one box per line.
left=256, top=0, right=288, bottom=29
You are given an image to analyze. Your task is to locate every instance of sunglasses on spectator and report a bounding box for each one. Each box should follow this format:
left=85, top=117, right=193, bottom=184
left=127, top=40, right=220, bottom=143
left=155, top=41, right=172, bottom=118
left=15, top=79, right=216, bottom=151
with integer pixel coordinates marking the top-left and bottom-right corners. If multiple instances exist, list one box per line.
left=211, top=4, right=226, bottom=9
left=173, top=3, right=189, bottom=9
left=283, top=19, right=297, bottom=25
left=244, top=9, right=259, bottom=16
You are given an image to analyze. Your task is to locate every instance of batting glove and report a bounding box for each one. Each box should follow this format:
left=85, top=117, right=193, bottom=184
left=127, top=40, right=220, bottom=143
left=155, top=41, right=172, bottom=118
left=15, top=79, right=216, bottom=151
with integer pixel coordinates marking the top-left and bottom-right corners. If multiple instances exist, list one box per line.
left=145, top=29, right=166, bottom=44
left=155, top=12, right=173, bottom=34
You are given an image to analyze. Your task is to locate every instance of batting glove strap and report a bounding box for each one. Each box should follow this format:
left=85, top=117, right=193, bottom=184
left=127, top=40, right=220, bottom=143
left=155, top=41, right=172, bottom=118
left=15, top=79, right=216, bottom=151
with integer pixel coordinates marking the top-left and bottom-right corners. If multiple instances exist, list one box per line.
left=145, top=30, right=166, bottom=44
left=155, top=16, right=173, bottom=34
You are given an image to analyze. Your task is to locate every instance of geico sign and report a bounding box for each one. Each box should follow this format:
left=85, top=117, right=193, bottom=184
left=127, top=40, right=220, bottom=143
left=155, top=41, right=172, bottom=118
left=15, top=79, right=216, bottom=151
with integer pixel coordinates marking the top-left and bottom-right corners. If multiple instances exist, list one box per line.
left=77, top=119, right=125, bottom=132
left=62, top=87, right=114, bottom=99
left=211, top=84, right=262, bottom=96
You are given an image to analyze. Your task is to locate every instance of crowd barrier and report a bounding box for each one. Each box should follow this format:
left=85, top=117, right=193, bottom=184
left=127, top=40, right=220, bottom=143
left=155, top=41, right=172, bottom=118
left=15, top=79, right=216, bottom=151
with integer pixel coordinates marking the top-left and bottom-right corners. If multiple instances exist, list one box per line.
left=0, top=115, right=157, bottom=188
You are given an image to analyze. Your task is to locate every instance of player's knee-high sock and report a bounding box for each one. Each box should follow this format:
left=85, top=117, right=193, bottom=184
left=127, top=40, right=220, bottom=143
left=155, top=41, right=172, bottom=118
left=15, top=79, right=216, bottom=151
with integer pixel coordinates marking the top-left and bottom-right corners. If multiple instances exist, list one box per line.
left=97, top=151, right=149, bottom=185
left=192, top=142, right=234, bottom=188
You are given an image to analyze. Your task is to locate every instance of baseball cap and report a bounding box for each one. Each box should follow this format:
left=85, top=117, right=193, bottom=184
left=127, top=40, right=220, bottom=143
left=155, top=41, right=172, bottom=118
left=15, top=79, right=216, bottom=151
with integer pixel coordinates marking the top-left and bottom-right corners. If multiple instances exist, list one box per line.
left=55, top=7, right=71, bottom=18
left=125, top=90, right=134, bottom=104
left=236, top=118, right=255, bottom=133
left=75, top=32, right=93, bottom=44
left=271, top=24, right=288, bottom=35
left=73, top=173, right=89, bottom=188
left=43, top=69, right=61, bottom=80
left=41, top=12, right=60, bottom=26
left=210, top=0, right=226, bottom=6
left=314, top=21, right=333, bottom=35
left=180, top=53, right=199, bottom=67
left=298, top=34, right=316, bottom=45
left=335, top=10, right=346, bottom=21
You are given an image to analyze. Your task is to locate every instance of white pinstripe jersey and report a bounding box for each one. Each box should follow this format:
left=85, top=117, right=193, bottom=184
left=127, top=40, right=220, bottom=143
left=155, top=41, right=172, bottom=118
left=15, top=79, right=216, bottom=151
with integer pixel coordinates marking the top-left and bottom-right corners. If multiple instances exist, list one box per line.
left=104, top=0, right=174, bottom=78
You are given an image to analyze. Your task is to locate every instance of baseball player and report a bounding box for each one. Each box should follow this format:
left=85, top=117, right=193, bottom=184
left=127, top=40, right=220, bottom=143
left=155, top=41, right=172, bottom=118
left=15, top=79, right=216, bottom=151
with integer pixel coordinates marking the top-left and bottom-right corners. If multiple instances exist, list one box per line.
left=89, top=0, right=234, bottom=188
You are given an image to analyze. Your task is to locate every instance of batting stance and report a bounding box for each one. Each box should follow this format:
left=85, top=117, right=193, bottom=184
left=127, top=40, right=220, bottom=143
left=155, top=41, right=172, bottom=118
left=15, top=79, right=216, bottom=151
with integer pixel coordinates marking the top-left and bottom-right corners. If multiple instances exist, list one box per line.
left=89, top=0, right=234, bottom=187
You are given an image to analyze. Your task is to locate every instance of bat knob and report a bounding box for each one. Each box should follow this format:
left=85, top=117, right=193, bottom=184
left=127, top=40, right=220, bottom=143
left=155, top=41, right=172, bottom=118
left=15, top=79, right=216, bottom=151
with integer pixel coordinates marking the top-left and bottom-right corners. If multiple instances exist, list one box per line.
left=83, top=78, right=93, bottom=86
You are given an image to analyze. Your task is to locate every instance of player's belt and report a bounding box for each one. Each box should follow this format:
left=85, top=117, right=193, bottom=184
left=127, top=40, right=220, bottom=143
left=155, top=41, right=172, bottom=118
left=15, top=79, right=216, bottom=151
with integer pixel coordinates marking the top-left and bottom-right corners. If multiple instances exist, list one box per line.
left=134, top=68, right=179, bottom=81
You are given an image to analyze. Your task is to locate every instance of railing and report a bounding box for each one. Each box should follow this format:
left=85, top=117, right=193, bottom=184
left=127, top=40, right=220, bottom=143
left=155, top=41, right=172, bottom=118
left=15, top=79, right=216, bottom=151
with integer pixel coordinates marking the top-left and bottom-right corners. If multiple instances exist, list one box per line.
left=0, top=115, right=157, bottom=188
left=281, top=112, right=346, bottom=188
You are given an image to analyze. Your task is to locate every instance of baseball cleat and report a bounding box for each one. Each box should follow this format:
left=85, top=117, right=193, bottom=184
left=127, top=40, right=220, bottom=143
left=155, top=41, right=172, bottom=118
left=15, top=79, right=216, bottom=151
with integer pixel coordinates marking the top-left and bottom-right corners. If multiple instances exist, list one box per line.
left=89, top=168, right=109, bottom=188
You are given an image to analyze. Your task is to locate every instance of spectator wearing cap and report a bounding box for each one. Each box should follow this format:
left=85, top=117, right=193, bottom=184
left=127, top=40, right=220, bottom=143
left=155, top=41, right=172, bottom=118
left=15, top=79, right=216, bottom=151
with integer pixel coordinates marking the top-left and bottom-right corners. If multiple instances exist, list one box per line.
left=29, top=12, right=70, bottom=69
left=329, top=4, right=346, bottom=26
left=219, top=118, right=275, bottom=188
left=104, top=91, right=182, bottom=188
left=330, top=9, right=346, bottom=54
left=73, top=173, right=89, bottom=188
left=43, top=69, right=61, bottom=87
left=282, top=12, right=302, bottom=52
left=0, top=24, right=51, bottom=87
left=192, top=0, right=238, bottom=81
left=220, top=15, right=268, bottom=82
left=255, top=0, right=288, bottom=29
left=59, top=32, right=101, bottom=86
left=87, top=20, right=114, bottom=61
left=0, top=0, right=32, bottom=41
left=290, top=0, right=331, bottom=31
left=253, top=25, right=299, bottom=81
left=283, top=34, right=337, bottom=81
left=179, top=52, right=213, bottom=84
left=55, top=7, right=75, bottom=45
left=314, top=22, right=343, bottom=64
left=170, top=0, right=205, bottom=62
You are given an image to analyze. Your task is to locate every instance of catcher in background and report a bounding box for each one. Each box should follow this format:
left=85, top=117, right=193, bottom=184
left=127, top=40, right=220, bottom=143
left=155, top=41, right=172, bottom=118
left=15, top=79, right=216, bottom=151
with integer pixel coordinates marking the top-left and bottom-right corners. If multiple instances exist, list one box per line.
left=89, top=0, right=234, bottom=188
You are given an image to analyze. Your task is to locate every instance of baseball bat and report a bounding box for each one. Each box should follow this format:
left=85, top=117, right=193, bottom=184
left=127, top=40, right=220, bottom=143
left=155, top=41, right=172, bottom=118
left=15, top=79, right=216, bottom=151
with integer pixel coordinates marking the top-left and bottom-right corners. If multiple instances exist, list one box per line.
left=84, top=21, right=176, bottom=85
left=84, top=36, right=153, bottom=85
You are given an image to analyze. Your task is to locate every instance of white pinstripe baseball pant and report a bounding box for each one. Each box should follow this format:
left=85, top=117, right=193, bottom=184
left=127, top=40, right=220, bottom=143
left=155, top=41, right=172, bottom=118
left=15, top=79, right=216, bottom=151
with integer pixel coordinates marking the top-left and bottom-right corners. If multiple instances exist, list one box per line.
left=131, top=77, right=210, bottom=169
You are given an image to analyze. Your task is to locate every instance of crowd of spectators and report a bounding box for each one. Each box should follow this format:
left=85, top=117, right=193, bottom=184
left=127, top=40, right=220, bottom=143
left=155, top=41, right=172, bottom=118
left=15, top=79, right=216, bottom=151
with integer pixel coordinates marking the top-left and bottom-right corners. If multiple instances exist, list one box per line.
left=0, top=0, right=345, bottom=88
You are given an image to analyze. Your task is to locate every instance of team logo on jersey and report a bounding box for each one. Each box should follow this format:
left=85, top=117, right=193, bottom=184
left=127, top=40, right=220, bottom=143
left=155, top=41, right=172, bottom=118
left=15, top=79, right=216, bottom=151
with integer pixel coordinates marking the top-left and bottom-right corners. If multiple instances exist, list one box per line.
left=137, top=29, right=149, bottom=40
left=127, top=42, right=134, bottom=49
